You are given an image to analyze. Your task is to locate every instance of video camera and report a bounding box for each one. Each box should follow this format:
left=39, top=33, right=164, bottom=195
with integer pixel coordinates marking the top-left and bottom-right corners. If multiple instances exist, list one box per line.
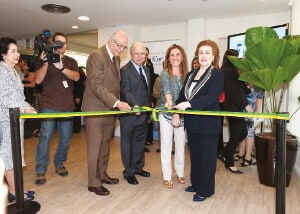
left=34, top=29, right=63, bottom=63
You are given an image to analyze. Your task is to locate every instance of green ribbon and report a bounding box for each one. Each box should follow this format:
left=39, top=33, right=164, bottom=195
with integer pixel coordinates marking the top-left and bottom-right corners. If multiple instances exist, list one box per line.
left=20, top=106, right=290, bottom=121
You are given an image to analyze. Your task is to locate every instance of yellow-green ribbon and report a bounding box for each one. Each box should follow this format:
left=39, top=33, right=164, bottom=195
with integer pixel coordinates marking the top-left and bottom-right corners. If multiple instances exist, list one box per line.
left=20, top=106, right=290, bottom=121
left=20, top=107, right=150, bottom=119
left=154, top=109, right=289, bottom=120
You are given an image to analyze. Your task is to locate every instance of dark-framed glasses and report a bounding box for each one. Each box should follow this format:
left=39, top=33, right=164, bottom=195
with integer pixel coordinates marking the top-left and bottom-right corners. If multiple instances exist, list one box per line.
left=113, top=39, right=127, bottom=50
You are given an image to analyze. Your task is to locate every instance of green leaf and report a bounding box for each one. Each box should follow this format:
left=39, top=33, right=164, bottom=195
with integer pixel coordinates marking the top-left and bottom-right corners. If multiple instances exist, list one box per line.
left=239, top=68, right=283, bottom=91
left=227, top=56, right=251, bottom=73
left=245, top=26, right=278, bottom=47
left=228, top=26, right=300, bottom=117
left=281, top=55, right=300, bottom=82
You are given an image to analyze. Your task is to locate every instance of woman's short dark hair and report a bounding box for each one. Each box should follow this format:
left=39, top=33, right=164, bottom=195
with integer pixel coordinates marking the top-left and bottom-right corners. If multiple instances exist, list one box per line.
left=0, top=37, right=17, bottom=61
left=221, top=49, right=239, bottom=70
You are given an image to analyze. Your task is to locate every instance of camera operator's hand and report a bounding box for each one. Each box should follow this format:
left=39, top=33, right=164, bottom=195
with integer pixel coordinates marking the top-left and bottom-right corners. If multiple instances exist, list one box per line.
left=53, top=60, right=64, bottom=71
left=40, top=51, right=48, bottom=64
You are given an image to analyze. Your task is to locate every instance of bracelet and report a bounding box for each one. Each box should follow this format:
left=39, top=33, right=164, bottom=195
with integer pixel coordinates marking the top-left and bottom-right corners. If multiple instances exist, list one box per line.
left=60, top=67, right=65, bottom=72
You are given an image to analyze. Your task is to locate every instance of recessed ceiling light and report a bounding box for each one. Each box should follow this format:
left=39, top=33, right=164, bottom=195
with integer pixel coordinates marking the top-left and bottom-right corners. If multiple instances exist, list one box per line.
left=41, top=4, right=71, bottom=14
left=77, top=16, right=90, bottom=21
left=72, top=26, right=79, bottom=29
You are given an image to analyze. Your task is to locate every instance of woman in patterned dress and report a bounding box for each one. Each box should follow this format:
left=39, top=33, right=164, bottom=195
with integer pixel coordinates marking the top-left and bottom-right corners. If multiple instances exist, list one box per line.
left=0, top=37, right=36, bottom=202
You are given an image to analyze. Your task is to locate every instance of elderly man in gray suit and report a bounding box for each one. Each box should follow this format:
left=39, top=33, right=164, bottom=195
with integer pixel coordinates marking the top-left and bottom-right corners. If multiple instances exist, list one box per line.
left=82, top=31, right=131, bottom=196
left=119, top=42, right=152, bottom=185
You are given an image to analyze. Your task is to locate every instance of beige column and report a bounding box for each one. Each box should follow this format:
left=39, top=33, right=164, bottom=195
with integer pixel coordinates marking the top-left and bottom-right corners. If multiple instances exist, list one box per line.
left=288, top=0, right=300, bottom=172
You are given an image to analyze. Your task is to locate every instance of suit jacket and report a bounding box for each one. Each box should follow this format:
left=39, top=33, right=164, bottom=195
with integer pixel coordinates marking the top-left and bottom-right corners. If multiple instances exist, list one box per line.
left=82, top=45, right=120, bottom=123
left=119, top=61, right=151, bottom=125
left=176, top=66, right=224, bottom=135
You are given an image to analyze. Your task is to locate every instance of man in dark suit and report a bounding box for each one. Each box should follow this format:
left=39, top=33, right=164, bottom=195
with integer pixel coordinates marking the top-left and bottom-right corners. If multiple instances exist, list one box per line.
left=120, top=42, right=152, bottom=185
left=82, top=31, right=131, bottom=196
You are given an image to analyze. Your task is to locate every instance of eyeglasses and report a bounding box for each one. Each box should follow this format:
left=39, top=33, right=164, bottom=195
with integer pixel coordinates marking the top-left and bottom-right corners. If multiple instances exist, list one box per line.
left=113, top=39, right=127, bottom=50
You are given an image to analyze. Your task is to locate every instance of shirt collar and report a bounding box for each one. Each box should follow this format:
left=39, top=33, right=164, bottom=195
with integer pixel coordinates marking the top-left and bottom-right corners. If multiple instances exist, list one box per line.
left=131, top=60, right=143, bottom=72
left=105, top=43, right=114, bottom=61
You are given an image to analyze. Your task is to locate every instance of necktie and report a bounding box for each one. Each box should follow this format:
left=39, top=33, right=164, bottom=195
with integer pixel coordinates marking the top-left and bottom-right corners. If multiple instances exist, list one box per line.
left=139, top=67, right=148, bottom=91
left=112, top=57, right=119, bottom=77
left=112, top=57, right=117, bottom=69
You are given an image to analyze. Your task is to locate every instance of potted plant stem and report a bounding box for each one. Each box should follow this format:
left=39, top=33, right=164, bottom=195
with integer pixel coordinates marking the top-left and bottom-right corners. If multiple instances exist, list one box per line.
left=228, top=26, right=300, bottom=187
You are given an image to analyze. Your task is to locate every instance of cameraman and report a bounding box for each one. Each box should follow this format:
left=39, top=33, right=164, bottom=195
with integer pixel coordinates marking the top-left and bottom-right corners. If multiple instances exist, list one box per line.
left=34, top=32, right=79, bottom=185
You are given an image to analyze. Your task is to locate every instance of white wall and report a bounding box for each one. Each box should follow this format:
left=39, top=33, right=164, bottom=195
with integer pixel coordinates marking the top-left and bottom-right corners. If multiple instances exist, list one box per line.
left=97, top=24, right=139, bottom=67
left=288, top=0, right=300, bottom=177
left=206, top=12, right=290, bottom=60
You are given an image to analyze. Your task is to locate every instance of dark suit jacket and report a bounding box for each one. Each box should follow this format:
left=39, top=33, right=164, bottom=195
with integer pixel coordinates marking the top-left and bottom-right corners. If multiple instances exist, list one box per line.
left=82, top=45, right=120, bottom=123
left=176, top=66, right=224, bottom=135
left=119, top=61, right=151, bottom=125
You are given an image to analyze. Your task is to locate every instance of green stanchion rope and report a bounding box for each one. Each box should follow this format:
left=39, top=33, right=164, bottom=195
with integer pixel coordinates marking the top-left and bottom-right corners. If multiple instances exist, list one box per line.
left=20, top=106, right=290, bottom=121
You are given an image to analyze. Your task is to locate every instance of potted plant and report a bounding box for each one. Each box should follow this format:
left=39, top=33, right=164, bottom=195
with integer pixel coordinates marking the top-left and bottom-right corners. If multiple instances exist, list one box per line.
left=228, top=26, right=300, bottom=187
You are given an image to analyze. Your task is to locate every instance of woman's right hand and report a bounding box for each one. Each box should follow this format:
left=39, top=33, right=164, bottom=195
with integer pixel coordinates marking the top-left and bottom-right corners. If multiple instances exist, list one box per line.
left=164, top=101, right=173, bottom=110
left=245, top=104, right=252, bottom=113
left=174, top=101, right=191, bottom=110
left=164, top=94, right=173, bottom=110
left=24, top=106, right=37, bottom=114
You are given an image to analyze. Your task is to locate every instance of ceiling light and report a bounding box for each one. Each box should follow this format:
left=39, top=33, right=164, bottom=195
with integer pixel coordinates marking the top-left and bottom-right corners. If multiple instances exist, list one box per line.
left=41, top=4, right=71, bottom=14
left=77, top=16, right=90, bottom=21
left=72, top=26, right=79, bottom=29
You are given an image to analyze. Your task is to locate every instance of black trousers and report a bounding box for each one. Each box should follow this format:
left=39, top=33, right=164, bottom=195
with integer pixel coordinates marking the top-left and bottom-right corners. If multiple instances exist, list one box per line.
left=120, top=121, right=148, bottom=177
left=224, top=116, right=247, bottom=168
left=73, top=103, right=82, bottom=133
left=146, top=121, right=153, bottom=143
left=187, top=132, right=218, bottom=197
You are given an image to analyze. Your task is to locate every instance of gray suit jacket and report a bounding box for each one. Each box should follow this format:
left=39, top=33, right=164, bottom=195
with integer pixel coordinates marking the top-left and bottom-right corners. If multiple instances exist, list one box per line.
left=82, top=45, right=120, bottom=121
left=119, top=61, right=151, bottom=125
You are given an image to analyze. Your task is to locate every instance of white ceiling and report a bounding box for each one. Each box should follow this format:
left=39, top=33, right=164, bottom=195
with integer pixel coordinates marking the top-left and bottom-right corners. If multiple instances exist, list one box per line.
left=0, top=0, right=291, bottom=52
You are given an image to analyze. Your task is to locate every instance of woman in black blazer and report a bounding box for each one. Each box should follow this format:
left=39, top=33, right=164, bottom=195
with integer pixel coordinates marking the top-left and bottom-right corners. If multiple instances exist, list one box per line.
left=175, top=40, right=223, bottom=202
left=222, top=49, right=252, bottom=174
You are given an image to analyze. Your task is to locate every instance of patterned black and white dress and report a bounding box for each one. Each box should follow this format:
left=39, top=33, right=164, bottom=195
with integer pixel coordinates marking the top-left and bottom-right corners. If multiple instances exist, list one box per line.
left=0, top=61, right=30, bottom=170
